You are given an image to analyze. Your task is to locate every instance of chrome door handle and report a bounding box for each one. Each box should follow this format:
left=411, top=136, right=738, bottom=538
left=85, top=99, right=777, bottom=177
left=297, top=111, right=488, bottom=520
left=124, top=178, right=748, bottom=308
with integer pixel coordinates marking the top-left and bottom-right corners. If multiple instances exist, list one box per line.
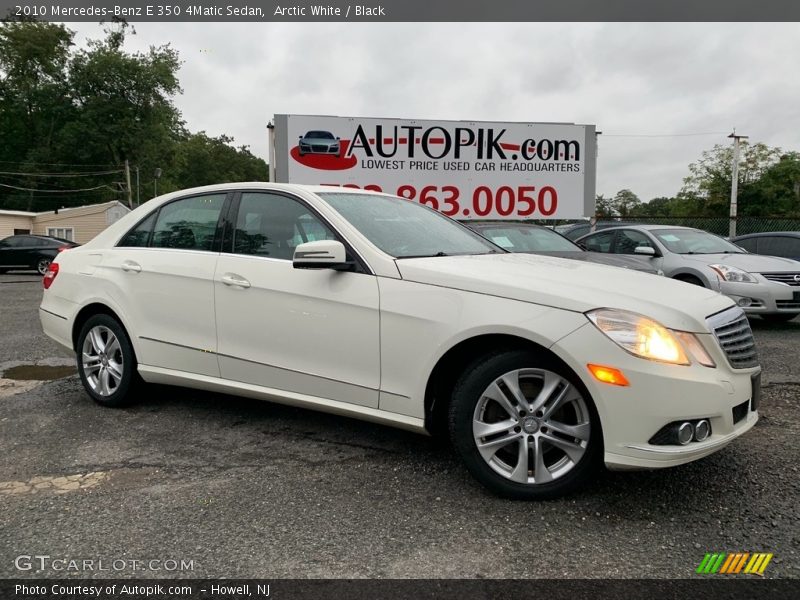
left=121, top=260, right=142, bottom=273
left=221, top=273, right=251, bottom=288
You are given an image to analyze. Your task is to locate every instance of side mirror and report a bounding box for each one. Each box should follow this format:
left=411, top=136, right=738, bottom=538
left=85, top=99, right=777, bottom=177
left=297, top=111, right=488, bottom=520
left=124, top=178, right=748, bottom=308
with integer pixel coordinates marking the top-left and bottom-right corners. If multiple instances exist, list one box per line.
left=293, top=240, right=352, bottom=270
left=634, top=246, right=656, bottom=256
left=298, top=135, right=303, bottom=139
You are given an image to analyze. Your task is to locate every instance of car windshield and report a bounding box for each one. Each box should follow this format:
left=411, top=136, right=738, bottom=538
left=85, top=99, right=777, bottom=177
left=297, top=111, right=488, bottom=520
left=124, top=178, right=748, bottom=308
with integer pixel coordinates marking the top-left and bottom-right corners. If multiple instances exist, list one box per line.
left=306, top=131, right=334, bottom=139
left=652, top=228, right=745, bottom=254
left=319, top=193, right=501, bottom=258
left=474, top=225, right=580, bottom=252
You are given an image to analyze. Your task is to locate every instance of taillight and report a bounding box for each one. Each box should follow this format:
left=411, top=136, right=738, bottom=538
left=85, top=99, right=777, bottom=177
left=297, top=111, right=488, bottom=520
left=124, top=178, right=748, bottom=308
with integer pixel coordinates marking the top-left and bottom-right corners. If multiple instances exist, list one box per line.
left=57, top=245, right=71, bottom=253
left=43, top=262, right=59, bottom=289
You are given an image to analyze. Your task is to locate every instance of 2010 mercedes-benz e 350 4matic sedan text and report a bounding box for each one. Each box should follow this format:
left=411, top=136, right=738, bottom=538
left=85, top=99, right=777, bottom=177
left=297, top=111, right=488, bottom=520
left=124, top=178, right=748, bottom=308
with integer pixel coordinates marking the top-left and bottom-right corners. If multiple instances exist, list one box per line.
left=40, top=183, right=760, bottom=499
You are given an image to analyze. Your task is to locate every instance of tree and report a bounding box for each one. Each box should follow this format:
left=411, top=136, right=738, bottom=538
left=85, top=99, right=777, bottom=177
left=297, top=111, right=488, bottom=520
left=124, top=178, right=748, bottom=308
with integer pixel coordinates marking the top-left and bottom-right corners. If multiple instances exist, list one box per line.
left=611, top=189, right=641, bottom=217
left=173, top=132, right=268, bottom=190
left=680, top=141, right=781, bottom=216
left=0, top=20, right=268, bottom=211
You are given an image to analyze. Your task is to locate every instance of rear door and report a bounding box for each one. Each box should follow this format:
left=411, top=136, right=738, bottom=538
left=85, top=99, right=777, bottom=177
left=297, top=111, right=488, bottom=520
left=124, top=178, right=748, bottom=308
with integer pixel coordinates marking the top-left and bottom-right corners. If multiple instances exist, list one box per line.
left=214, top=190, right=380, bottom=408
left=102, top=192, right=230, bottom=377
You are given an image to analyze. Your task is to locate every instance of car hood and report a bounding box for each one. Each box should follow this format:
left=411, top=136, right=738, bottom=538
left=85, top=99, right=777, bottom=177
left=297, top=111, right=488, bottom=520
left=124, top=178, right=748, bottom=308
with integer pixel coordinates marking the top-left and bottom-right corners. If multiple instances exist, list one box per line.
left=536, top=251, right=659, bottom=273
left=680, top=252, right=800, bottom=272
left=395, top=253, right=733, bottom=333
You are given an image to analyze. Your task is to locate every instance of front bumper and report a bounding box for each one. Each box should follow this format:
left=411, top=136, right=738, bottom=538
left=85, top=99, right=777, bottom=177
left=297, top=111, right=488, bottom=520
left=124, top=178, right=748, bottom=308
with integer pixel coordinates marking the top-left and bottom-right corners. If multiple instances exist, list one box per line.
left=719, top=279, right=800, bottom=314
left=554, top=322, right=760, bottom=470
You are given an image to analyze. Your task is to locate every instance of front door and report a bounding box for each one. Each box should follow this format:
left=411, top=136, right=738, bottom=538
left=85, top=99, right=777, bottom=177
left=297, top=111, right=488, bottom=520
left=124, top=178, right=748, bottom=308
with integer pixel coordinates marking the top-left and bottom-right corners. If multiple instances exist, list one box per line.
left=214, top=191, right=380, bottom=408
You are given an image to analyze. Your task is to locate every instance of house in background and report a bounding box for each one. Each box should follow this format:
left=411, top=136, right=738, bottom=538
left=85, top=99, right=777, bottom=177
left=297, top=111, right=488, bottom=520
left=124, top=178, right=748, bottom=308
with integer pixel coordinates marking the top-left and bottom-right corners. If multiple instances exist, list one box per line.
left=0, top=201, right=130, bottom=243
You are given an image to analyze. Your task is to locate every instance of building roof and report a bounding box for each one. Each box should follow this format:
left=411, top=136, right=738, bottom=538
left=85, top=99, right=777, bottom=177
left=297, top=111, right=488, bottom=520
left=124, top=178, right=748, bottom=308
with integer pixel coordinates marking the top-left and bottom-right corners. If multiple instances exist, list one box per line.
left=0, top=201, right=130, bottom=219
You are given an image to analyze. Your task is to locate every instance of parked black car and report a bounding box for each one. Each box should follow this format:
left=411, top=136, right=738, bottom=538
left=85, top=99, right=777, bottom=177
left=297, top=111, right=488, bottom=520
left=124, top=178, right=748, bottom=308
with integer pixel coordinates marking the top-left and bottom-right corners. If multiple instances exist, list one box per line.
left=0, top=234, right=78, bottom=275
left=467, top=222, right=661, bottom=274
left=731, top=232, right=800, bottom=261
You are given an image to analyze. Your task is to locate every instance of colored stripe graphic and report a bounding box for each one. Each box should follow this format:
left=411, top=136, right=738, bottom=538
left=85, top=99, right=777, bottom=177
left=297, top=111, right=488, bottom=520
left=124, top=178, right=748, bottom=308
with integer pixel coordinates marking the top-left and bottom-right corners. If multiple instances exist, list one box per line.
left=699, top=553, right=774, bottom=575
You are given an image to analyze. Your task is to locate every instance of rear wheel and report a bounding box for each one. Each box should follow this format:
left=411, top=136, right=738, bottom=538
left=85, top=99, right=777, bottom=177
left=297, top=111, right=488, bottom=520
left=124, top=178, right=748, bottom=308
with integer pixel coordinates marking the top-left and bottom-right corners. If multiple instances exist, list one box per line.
left=76, top=314, right=140, bottom=407
left=449, top=350, right=601, bottom=499
left=36, top=257, right=51, bottom=275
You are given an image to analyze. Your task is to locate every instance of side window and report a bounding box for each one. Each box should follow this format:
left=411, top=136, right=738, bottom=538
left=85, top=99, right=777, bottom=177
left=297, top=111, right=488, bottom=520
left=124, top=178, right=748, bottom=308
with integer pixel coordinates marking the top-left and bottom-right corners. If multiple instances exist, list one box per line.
left=758, top=236, right=799, bottom=259
left=119, top=213, right=157, bottom=247
left=232, top=192, right=336, bottom=260
left=614, top=230, right=653, bottom=254
left=582, top=231, right=615, bottom=253
left=734, top=237, right=757, bottom=253
left=150, top=194, right=226, bottom=251
left=5, top=236, right=24, bottom=247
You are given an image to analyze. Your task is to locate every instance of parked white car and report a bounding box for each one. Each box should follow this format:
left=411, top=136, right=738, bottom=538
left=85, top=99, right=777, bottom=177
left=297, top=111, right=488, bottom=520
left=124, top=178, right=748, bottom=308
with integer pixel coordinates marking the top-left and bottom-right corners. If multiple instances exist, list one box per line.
left=40, top=184, right=760, bottom=499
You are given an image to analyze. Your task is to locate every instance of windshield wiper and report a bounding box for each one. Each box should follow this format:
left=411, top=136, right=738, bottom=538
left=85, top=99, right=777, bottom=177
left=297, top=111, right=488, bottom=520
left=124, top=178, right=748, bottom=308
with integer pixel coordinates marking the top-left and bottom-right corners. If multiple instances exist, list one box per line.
left=397, top=251, right=451, bottom=259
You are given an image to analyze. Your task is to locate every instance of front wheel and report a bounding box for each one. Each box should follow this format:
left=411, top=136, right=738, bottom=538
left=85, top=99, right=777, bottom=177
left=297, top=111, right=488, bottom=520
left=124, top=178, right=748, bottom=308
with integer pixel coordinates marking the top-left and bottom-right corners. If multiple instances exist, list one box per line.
left=76, top=314, right=140, bottom=407
left=449, top=350, right=601, bottom=499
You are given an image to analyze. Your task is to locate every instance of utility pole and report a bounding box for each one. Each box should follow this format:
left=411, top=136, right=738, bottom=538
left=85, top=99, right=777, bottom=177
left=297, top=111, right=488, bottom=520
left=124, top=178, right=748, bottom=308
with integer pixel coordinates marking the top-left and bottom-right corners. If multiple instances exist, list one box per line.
left=728, top=131, right=748, bottom=238
left=135, top=166, right=140, bottom=207
left=124, top=160, right=133, bottom=209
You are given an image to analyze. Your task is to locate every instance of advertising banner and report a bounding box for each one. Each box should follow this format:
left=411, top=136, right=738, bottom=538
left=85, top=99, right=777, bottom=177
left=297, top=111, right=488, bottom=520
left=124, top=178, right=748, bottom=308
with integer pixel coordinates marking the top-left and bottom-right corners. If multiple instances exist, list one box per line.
left=271, top=114, right=596, bottom=219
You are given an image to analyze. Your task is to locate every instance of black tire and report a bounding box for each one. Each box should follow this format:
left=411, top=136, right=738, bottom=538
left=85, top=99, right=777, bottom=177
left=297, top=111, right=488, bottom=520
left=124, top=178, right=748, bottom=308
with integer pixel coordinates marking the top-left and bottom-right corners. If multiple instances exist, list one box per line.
left=674, top=274, right=705, bottom=287
left=448, top=350, right=602, bottom=500
left=76, top=314, right=141, bottom=407
left=36, top=257, right=51, bottom=275
left=761, top=313, right=799, bottom=323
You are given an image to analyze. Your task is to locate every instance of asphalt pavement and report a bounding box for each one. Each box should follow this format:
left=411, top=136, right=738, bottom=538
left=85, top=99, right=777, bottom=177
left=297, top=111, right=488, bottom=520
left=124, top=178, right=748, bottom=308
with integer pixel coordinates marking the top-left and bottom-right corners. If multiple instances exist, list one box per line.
left=1, top=274, right=798, bottom=579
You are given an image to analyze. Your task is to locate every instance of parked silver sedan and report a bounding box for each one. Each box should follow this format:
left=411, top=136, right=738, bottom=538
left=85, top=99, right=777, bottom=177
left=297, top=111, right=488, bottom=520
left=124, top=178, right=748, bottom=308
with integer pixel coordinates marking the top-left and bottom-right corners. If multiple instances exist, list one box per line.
left=576, top=225, right=800, bottom=322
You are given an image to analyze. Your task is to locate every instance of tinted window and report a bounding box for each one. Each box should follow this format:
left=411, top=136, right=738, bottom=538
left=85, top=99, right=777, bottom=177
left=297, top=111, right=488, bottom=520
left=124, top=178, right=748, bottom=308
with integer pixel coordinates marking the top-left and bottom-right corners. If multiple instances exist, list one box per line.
left=563, top=225, right=590, bottom=240
left=581, top=231, right=615, bottom=253
left=150, top=194, right=226, bottom=251
left=613, top=230, right=654, bottom=254
left=734, top=237, right=758, bottom=252
left=119, top=213, right=157, bottom=247
left=759, top=236, right=800, bottom=259
left=320, top=193, right=498, bottom=258
left=475, top=225, right=579, bottom=252
left=4, top=236, right=25, bottom=247
left=232, top=192, right=336, bottom=260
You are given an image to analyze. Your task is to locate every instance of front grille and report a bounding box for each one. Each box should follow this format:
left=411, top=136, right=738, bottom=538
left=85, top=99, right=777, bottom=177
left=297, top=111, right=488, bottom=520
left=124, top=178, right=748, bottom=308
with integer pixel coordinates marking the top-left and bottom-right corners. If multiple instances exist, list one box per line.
left=708, top=307, right=759, bottom=369
left=732, top=400, right=749, bottom=424
left=312, top=145, right=328, bottom=152
left=776, top=299, right=800, bottom=309
left=761, top=272, right=800, bottom=286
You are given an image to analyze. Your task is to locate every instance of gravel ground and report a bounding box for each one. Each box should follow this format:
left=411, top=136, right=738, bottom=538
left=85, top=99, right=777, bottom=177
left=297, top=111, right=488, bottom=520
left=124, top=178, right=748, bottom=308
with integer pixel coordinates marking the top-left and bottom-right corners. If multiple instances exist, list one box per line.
left=1, top=274, right=798, bottom=579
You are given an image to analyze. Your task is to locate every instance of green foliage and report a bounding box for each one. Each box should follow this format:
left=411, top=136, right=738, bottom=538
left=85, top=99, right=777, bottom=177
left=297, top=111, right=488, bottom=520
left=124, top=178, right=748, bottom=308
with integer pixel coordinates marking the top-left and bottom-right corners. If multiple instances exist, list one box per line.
left=0, top=20, right=267, bottom=212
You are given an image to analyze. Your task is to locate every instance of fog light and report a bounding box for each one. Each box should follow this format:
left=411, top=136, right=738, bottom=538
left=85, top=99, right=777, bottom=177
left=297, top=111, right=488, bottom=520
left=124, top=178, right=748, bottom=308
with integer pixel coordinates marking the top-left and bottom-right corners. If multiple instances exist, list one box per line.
left=694, top=419, right=711, bottom=442
left=737, top=297, right=752, bottom=307
left=677, top=422, right=694, bottom=445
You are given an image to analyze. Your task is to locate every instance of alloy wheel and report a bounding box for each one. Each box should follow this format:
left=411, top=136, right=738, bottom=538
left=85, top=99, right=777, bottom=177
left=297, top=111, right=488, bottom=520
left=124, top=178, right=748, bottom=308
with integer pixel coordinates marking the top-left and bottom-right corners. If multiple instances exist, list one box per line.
left=472, top=368, right=591, bottom=485
left=81, top=326, right=124, bottom=396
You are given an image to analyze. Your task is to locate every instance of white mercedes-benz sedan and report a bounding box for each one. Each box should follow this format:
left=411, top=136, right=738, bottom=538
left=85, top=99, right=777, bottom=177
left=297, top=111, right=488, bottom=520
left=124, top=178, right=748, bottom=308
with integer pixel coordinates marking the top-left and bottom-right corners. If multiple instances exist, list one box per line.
left=39, top=183, right=760, bottom=499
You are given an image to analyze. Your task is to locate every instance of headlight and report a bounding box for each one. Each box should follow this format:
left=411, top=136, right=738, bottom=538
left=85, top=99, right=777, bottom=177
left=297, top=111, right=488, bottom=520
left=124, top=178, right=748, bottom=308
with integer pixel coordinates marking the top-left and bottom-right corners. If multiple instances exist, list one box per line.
left=587, top=308, right=698, bottom=365
left=709, top=264, right=756, bottom=283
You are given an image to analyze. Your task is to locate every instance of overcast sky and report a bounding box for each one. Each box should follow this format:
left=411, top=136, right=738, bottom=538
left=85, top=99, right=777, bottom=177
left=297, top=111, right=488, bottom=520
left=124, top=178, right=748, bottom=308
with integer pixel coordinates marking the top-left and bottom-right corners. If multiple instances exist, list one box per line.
left=67, top=22, right=800, bottom=201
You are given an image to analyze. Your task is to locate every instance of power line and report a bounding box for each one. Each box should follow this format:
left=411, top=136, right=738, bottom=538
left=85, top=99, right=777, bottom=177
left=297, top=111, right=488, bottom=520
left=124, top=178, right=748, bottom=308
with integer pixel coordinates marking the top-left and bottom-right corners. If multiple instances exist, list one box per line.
left=601, top=132, right=729, bottom=138
left=0, top=169, right=124, bottom=177
left=0, top=182, right=120, bottom=193
left=0, top=159, right=121, bottom=168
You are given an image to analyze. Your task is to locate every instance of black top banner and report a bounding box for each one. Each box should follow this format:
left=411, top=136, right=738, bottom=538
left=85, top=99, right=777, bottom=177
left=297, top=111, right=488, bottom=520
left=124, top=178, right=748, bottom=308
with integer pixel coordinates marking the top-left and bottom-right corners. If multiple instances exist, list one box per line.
left=1, top=0, right=799, bottom=22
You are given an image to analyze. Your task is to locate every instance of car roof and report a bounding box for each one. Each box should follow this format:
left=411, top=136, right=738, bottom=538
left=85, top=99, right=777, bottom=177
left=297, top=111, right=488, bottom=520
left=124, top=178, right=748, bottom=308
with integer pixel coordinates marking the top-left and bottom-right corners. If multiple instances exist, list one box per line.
left=150, top=182, right=392, bottom=199
left=732, top=231, right=800, bottom=240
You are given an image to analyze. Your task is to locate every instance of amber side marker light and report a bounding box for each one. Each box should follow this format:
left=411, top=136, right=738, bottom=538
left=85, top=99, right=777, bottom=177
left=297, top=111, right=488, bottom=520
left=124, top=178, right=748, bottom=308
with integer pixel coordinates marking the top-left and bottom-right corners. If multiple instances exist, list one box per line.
left=587, top=364, right=630, bottom=387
